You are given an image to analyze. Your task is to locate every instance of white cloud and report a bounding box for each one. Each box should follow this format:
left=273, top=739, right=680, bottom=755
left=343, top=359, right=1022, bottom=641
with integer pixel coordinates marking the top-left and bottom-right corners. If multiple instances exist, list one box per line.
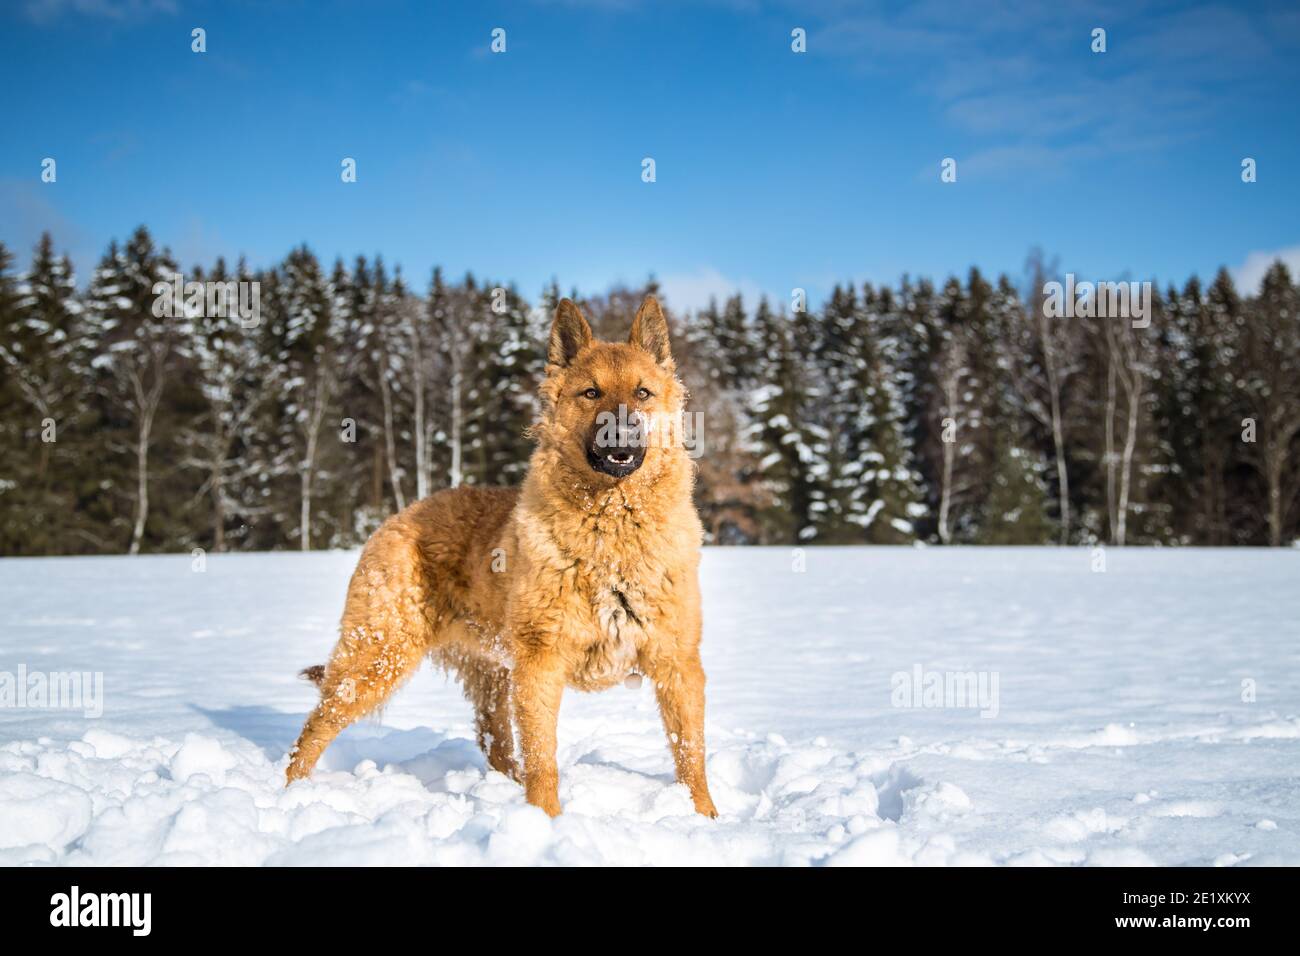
left=23, top=0, right=176, bottom=24
left=657, top=267, right=773, bottom=316
left=1231, top=245, right=1300, bottom=295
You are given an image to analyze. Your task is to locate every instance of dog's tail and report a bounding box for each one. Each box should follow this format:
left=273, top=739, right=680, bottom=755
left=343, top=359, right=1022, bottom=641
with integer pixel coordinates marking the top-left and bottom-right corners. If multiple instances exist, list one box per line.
left=300, top=664, right=326, bottom=689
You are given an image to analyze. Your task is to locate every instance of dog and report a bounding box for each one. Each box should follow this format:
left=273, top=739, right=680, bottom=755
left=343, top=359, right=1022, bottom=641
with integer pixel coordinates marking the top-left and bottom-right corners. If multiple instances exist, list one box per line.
left=286, top=295, right=717, bottom=817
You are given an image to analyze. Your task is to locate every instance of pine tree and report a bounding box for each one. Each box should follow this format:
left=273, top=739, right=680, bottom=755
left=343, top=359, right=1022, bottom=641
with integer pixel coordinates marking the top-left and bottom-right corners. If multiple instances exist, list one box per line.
left=1240, top=262, right=1300, bottom=546
left=475, top=281, right=543, bottom=485
left=263, top=246, right=338, bottom=549
left=784, top=300, right=834, bottom=538
left=975, top=273, right=1056, bottom=544
left=687, top=298, right=725, bottom=388
left=893, top=276, right=941, bottom=539
left=181, top=257, right=282, bottom=551
left=422, top=266, right=456, bottom=492
left=718, top=293, right=754, bottom=391
left=371, top=259, right=412, bottom=512
left=978, top=431, right=1054, bottom=544
left=812, top=284, right=859, bottom=540
left=457, top=273, right=497, bottom=486
left=0, top=242, right=30, bottom=552
left=679, top=295, right=767, bottom=543
left=1203, top=270, right=1254, bottom=543
left=748, top=299, right=820, bottom=542
left=0, top=235, right=87, bottom=553
left=83, top=227, right=186, bottom=554
left=915, top=269, right=1037, bottom=544
left=855, top=283, right=925, bottom=543
left=323, top=255, right=369, bottom=540
left=1156, top=272, right=1248, bottom=544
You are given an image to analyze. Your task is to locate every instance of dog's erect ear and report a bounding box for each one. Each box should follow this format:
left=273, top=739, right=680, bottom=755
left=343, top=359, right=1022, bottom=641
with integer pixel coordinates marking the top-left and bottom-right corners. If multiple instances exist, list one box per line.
left=548, top=299, right=593, bottom=368
left=629, top=295, right=672, bottom=366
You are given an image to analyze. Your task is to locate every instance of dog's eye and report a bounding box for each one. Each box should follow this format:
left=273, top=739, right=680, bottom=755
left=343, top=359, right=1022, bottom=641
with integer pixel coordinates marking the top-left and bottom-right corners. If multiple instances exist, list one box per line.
left=635, top=387, right=653, bottom=400
left=581, top=388, right=601, bottom=400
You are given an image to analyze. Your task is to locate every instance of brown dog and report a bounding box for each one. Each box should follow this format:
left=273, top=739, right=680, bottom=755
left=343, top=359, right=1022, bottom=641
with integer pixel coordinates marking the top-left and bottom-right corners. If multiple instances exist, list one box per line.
left=286, top=295, right=717, bottom=817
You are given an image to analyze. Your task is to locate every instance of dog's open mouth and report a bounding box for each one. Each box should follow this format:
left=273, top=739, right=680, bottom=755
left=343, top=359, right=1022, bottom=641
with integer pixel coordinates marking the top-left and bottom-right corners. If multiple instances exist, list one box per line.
left=587, top=445, right=645, bottom=478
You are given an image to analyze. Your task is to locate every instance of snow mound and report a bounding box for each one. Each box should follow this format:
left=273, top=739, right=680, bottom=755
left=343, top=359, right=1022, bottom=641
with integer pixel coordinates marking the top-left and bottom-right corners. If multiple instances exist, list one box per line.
left=0, top=727, right=967, bottom=866
left=0, top=773, right=93, bottom=854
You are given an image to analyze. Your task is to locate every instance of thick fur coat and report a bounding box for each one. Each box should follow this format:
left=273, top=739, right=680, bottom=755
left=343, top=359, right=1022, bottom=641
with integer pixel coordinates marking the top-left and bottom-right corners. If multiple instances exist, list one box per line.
left=286, top=295, right=717, bottom=817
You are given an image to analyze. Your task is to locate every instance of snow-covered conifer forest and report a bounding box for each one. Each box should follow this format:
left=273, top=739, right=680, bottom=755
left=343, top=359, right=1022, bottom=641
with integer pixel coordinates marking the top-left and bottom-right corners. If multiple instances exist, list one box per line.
left=3, top=232, right=1297, bottom=555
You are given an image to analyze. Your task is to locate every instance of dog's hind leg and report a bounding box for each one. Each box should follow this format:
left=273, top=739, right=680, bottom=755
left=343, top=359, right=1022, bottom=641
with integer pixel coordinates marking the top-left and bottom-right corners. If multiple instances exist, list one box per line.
left=432, top=640, right=519, bottom=780
left=286, top=529, right=434, bottom=784
left=462, top=657, right=519, bottom=780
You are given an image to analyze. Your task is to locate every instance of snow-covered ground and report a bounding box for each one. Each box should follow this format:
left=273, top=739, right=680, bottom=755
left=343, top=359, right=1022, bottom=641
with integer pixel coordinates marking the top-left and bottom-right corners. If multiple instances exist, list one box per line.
left=0, top=546, right=1296, bottom=866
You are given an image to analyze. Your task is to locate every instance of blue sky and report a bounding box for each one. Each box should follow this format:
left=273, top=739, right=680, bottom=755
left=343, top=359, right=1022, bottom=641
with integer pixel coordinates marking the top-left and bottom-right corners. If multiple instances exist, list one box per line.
left=2, top=0, right=1298, bottom=311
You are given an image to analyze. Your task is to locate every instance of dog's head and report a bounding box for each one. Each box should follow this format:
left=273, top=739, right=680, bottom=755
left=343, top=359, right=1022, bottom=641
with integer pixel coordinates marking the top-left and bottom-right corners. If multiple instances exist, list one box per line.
left=537, top=295, right=686, bottom=482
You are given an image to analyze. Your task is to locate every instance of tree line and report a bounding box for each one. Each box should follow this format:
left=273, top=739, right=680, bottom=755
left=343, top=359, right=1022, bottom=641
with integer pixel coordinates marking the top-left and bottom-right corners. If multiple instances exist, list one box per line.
left=1, top=226, right=1297, bottom=555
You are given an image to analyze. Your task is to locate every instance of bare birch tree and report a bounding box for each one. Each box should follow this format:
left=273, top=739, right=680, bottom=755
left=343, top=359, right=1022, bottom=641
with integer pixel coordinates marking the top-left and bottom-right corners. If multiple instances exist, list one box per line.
left=1004, top=250, right=1078, bottom=544
left=936, top=334, right=971, bottom=545
left=1101, top=314, right=1151, bottom=546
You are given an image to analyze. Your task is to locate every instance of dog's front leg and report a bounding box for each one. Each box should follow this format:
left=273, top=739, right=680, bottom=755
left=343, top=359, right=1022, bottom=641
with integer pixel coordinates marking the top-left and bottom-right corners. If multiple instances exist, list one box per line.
left=512, top=645, right=566, bottom=816
left=651, top=652, right=718, bottom=817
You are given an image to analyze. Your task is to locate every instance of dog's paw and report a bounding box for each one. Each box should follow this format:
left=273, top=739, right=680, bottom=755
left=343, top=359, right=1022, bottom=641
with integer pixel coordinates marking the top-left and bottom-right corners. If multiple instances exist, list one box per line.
left=693, top=794, right=718, bottom=818
left=525, top=792, right=563, bottom=817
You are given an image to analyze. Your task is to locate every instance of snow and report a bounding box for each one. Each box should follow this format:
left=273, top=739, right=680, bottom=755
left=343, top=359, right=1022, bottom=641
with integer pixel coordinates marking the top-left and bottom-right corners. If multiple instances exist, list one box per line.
left=0, top=546, right=1297, bottom=866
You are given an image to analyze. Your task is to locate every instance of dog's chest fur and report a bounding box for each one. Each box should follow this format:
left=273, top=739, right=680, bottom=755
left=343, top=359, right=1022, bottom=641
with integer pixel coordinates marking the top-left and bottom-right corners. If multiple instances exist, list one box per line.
left=574, top=569, right=649, bottom=688
left=534, top=504, right=679, bottom=689
left=505, top=458, right=700, bottom=692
